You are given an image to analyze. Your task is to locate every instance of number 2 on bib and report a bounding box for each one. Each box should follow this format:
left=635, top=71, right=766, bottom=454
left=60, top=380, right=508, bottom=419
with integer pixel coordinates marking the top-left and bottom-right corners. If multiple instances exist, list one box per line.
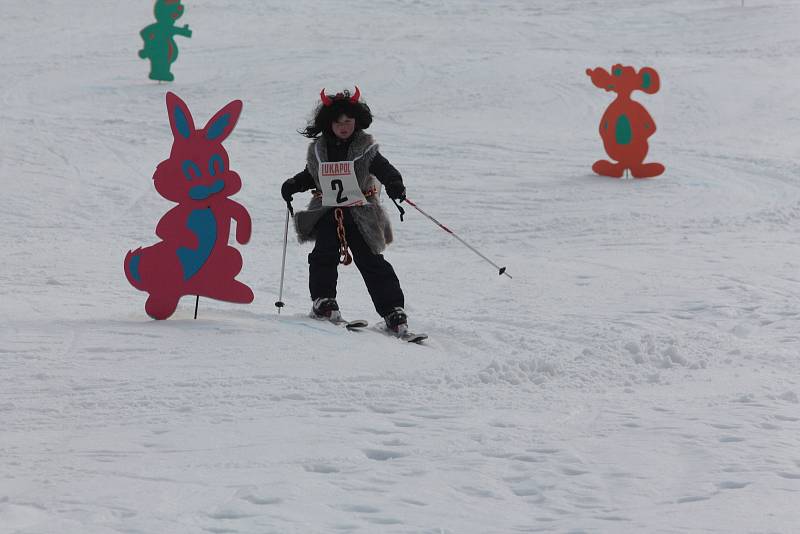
left=331, top=179, right=348, bottom=204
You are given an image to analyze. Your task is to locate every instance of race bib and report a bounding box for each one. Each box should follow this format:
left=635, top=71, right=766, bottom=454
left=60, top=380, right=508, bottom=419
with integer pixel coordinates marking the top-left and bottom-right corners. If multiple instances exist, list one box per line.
left=319, top=160, right=368, bottom=207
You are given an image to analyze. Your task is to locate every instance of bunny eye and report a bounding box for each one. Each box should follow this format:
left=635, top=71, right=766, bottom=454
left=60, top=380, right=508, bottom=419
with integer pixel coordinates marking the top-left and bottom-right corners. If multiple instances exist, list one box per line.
left=182, top=160, right=202, bottom=181
left=209, top=154, right=225, bottom=176
left=613, top=67, right=622, bottom=77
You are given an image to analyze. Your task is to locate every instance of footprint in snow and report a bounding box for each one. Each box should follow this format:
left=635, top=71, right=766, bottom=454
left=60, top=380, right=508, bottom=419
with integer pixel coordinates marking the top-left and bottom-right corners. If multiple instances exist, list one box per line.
left=364, top=516, right=403, bottom=525
left=363, top=449, right=407, bottom=461
left=368, top=404, right=397, bottom=414
left=511, top=454, right=542, bottom=463
left=304, top=463, right=340, bottom=474
left=716, top=481, right=750, bottom=490
left=207, top=507, right=255, bottom=520
left=393, top=420, right=417, bottom=428
left=561, top=466, right=590, bottom=476
left=677, top=495, right=711, bottom=504
left=718, top=436, right=746, bottom=443
left=457, top=486, right=498, bottom=499
left=242, top=494, right=283, bottom=506
left=338, top=504, right=380, bottom=513
left=531, top=448, right=561, bottom=454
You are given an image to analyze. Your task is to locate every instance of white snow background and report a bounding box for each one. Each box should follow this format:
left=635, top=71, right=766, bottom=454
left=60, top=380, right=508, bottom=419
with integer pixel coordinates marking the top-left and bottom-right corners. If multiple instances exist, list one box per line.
left=2, top=0, right=800, bottom=532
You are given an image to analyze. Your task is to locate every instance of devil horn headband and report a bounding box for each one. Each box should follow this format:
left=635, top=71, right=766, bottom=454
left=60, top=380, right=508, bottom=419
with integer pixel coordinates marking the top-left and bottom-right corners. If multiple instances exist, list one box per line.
left=320, top=86, right=361, bottom=106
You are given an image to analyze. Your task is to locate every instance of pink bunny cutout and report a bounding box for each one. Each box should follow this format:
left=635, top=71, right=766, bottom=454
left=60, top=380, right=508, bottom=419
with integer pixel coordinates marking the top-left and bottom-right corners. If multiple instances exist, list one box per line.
left=124, top=92, right=253, bottom=319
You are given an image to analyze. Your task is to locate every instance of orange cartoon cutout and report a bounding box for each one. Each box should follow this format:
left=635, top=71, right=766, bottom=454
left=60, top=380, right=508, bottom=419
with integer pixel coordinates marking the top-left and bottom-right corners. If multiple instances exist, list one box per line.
left=586, top=64, right=664, bottom=179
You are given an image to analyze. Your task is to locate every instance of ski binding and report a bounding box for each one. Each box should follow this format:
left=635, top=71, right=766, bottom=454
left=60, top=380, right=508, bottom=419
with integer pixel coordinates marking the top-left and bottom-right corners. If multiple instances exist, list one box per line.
left=389, top=324, right=427, bottom=343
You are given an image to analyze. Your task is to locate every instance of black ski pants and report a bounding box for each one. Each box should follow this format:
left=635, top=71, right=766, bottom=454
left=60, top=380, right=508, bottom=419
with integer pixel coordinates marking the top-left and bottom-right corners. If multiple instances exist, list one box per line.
left=308, top=208, right=404, bottom=317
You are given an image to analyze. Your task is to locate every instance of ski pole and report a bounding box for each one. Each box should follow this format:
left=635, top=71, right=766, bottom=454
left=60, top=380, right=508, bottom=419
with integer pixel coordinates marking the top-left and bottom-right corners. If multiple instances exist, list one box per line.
left=275, top=207, right=291, bottom=313
left=404, top=198, right=512, bottom=279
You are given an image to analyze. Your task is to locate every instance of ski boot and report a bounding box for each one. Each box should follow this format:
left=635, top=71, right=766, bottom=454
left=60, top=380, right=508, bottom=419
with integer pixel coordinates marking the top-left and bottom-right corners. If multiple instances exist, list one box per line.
left=312, top=298, right=368, bottom=330
left=312, top=297, right=341, bottom=321
left=384, top=307, right=409, bottom=334
left=384, top=307, right=427, bottom=343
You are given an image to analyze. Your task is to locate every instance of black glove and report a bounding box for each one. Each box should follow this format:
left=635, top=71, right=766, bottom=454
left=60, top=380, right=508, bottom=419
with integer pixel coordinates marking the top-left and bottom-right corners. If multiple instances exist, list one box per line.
left=281, top=178, right=301, bottom=203
left=282, top=178, right=304, bottom=215
left=385, top=180, right=406, bottom=202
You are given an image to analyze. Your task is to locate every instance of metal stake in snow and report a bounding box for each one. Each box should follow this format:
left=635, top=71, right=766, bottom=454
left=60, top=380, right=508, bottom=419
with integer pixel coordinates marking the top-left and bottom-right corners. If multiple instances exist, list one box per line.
left=403, top=198, right=512, bottom=279
left=275, top=207, right=291, bottom=313
left=194, top=295, right=199, bottom=319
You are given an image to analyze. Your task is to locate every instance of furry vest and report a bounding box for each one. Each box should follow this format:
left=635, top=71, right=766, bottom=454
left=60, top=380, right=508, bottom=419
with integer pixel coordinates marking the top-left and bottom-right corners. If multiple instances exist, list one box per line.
left=293, top=131, right=394, bottom=254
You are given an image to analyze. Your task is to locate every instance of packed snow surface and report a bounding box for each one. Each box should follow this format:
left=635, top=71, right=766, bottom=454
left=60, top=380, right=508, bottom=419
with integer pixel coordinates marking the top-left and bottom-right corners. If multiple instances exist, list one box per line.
left=2, top=1, right=800, bottom=532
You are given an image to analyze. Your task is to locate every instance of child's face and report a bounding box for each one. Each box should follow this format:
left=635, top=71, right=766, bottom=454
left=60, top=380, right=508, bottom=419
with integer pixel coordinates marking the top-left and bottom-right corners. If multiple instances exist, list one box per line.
left=331, top=114, right=356, bottom=140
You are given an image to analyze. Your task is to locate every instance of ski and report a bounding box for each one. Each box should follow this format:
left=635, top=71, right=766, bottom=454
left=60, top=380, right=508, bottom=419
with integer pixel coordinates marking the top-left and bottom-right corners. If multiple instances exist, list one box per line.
left=310, top=312, right=368, bottom=331
left=308, top=313, right=425, bottom=341
left=379, top=324, right=428, bottom=343
left=398, top=330, right=428, bottom=344
left=338, top=318, right=369, bottom=330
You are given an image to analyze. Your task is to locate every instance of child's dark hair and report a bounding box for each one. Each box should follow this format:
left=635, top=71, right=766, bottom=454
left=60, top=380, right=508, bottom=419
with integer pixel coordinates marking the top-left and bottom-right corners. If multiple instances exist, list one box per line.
left=300, top=88, right=373, bottom=138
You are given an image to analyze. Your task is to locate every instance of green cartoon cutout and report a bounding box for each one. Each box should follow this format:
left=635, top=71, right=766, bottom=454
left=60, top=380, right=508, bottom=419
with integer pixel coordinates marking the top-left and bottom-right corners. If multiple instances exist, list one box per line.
left=138, top=0, right=192, bottom=82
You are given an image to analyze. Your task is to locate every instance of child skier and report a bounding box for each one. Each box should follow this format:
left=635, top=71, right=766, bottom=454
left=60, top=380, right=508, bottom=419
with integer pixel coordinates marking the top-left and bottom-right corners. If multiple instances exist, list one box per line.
left=281, top=87, right=410, bottom=334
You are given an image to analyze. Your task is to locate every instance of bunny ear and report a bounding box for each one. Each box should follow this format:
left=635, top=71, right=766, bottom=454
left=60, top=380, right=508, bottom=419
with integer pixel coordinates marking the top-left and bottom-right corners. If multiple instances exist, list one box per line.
left=203, top=99, right=243, bottom=142
left=638, top=67, right=660, bottom=94
left=166, top=91, right=195, bottom=140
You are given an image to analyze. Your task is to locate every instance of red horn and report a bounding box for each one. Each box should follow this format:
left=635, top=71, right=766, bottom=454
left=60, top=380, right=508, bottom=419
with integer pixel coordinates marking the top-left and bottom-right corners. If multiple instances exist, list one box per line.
left=350, top=86, right=361, bottom=103
left=320, top=88, right=333, bottom=106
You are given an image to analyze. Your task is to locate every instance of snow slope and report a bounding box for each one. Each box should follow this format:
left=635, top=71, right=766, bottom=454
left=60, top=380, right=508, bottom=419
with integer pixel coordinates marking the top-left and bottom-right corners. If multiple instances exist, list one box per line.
left=2, top=0, right=800, bottom=532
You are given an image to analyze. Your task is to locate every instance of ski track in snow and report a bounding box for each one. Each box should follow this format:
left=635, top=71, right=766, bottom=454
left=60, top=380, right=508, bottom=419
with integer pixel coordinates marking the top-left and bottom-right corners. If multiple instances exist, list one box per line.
left=2, top=1, right=800, bottom=532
